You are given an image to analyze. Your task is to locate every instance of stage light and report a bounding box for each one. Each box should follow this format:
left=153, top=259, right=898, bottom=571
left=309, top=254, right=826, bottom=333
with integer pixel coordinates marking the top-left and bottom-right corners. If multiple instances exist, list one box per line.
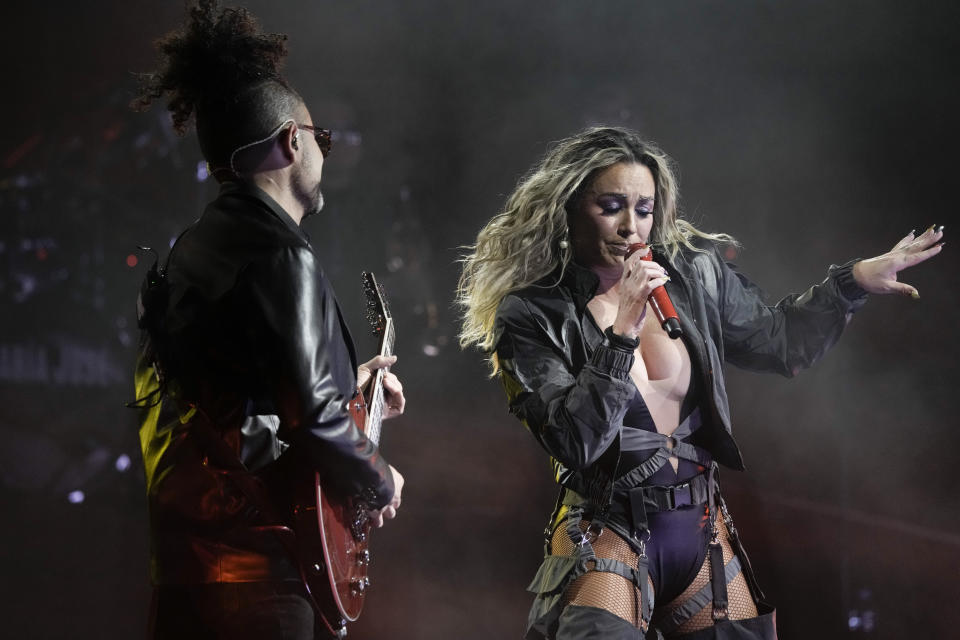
left=67, top=490, right=85, bottom=504
left=115, top=454, right=132, bottom=472
left=126, top=254, right=138, bottom=268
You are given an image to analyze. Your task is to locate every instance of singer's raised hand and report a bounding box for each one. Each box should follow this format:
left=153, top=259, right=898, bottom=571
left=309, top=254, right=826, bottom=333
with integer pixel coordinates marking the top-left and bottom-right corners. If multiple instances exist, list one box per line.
left=612, top=246, right=669, bottom=339
left=852, top=225, right=945, bottom=298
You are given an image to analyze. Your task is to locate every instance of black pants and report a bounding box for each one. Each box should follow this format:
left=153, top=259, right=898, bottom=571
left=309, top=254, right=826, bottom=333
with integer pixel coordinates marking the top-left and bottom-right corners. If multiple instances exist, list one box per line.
left=150, top=581, right=316, bottom=640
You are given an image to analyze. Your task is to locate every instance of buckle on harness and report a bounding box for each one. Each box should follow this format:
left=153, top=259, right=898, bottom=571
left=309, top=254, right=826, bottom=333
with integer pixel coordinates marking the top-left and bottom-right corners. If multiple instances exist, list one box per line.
left=664, top=481, right=693, bottom=510
left=581, top=522, right=603, bottom=546
left=665, top=485, right=677, bottom=510
left=632, top=528, right=651, bottom=559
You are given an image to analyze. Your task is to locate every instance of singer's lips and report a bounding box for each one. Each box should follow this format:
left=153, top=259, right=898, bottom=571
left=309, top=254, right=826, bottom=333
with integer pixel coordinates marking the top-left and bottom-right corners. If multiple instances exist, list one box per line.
left=608, top=244, right=630, bottom=256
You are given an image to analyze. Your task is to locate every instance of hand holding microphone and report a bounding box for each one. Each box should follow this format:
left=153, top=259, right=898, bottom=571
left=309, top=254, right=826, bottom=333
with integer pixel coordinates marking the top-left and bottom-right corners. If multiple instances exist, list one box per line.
left=625, top=243, right=683, bottom=340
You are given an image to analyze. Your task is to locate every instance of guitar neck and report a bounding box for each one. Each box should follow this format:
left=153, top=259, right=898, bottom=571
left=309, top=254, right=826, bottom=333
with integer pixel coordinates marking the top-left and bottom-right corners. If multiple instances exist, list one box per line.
left=365, top=318, right=395, bottom=447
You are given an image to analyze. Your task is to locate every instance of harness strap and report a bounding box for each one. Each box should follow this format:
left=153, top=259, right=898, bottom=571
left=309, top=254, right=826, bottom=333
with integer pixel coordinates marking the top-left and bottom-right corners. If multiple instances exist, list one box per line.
left=628, top=486, right=649, bottom=540
left=625, top=472, right=713, bottom=512
left=702, top=462, right=728, bottom=622
left=558, top=489, right=614, bottom=543
left=620, top=469, right=713, bottom=549
left=590, top=557, right=643, bottom=586
left=621, top=408, right=701, bottom=447
left=655, top=554, right=742, bottom=635
left=560, top=507, right=654, bottom=625
left=709, top=541, right=729, bottom=621
left=718, top=494, right=768, bottom=603
left=590, top=557, right=654, bottom=624
left=617, top=408, right=712, bottom=490
left=563, top=507, right=597, bottom=562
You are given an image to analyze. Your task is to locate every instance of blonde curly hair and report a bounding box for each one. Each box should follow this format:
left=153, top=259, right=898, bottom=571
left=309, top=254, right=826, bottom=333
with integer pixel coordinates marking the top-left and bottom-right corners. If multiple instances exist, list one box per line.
left=457, top=126, right=734, bottom=373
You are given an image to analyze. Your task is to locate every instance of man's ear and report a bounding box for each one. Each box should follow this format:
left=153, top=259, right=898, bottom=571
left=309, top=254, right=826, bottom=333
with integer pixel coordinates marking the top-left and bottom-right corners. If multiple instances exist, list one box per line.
left=278, top=124, right=299, bottom=161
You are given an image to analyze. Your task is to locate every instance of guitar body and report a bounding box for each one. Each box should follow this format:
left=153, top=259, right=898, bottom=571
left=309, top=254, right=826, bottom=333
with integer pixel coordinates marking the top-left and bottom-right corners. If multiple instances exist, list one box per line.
left=287, top=393, right=373, bottom=637
left=317, top=474, right=371, bottom=620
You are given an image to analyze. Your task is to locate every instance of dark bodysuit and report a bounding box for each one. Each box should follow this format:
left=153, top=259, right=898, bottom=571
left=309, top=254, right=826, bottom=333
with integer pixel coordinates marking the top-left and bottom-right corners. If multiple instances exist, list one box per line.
left=620, top=373, right=711, bottom=606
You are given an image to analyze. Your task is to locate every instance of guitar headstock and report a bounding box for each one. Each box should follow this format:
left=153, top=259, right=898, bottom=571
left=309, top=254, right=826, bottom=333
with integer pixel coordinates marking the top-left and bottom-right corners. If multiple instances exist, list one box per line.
left=361, top=271, right=392, bottom=337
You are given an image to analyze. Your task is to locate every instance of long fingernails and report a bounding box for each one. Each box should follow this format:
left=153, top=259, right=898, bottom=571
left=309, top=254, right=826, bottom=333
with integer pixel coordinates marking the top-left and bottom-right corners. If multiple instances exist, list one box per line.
left=909, top=228, right=916, bottom=236
left=910, top=290, right=920, bottom=300
left=926, top=224, right=936, bottom=233
left=937, top=225, right=944, bottom=233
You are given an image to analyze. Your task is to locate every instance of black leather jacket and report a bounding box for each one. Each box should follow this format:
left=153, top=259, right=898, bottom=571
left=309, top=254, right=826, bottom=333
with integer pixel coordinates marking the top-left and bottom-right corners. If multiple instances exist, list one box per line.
left=493, top=239, right=867, bottom=503
left=135, top=182, right=393, bottom=584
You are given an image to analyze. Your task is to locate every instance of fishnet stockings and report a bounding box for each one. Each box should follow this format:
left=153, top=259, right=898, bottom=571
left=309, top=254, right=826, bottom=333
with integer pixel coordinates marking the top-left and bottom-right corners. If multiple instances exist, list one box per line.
left=552, top=514, right=759, bottom=637
left=551, top=522, right=653, bottom=632
left=660, top=514, right=758, bottom=637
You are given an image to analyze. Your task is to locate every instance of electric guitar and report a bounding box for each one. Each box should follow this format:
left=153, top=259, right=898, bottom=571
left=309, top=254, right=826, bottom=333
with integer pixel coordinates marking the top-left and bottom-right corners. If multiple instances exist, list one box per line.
left=289, top=271, right=395, bottom=639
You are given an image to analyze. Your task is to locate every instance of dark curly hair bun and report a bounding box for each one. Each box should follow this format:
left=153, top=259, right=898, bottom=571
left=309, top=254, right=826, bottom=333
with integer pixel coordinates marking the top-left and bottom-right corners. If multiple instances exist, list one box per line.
left=133, top=0, right=303, bottom=168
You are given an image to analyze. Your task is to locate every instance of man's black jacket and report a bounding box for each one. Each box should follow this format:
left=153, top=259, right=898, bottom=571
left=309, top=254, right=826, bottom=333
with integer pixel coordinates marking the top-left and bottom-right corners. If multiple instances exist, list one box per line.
left=135, top=182, right=393, bottom=583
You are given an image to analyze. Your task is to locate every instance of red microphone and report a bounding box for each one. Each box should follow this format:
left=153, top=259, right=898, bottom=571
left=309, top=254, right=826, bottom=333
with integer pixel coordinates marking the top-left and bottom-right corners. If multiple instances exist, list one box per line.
left=626, top=243, right=683, bottom=340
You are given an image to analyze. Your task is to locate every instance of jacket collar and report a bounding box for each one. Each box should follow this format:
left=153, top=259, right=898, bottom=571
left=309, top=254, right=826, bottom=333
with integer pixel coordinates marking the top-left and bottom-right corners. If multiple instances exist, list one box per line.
left=558, top=260, right=600, bottom=314
left=218, top=181, right=308, bottom=241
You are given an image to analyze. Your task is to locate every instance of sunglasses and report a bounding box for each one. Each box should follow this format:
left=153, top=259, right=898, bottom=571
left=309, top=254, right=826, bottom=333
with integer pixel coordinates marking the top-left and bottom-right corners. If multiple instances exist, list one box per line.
left=297, top=124, right=332, bottom=157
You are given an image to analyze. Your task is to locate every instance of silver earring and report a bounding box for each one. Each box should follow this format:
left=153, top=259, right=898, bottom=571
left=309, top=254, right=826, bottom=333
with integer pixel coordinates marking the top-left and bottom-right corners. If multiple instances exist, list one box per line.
left=559, top=239, right=569, bottom=250
left=292, top=135, right=299, bottom=149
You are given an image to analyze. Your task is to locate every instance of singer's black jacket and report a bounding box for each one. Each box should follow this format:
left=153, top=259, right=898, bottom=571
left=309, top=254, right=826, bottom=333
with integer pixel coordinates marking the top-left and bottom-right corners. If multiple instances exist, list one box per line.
left=134, top=182, right=393, bottom=584
left=493, top=239, right=867, bottom=502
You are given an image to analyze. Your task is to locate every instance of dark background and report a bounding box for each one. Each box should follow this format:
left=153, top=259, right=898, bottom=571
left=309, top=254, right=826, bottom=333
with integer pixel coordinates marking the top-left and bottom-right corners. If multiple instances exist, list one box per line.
left=2, top=1, right=958, bottom=638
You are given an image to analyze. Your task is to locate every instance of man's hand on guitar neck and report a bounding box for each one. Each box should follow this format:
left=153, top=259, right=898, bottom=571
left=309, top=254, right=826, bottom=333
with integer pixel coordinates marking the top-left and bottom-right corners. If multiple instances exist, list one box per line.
left=367, top=465, right=404, bottom=528
left=357, top=354, right=406, bottom=420
left=357, top=354, right=405, bottom=527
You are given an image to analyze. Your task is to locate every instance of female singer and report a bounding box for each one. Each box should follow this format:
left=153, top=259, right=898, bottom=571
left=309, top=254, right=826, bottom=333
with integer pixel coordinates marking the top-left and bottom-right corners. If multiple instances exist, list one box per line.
left=457, top=126, right=943, bottom=639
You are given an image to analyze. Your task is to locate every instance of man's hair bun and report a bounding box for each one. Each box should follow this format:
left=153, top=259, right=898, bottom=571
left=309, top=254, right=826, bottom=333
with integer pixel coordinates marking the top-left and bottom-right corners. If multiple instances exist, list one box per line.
left=132, top=0, right=289, bottom=134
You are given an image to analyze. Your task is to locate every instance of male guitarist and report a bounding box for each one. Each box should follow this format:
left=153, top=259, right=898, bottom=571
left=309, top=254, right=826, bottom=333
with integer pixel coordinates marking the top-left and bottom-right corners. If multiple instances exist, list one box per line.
left=130, top=2, right=404, bottom=638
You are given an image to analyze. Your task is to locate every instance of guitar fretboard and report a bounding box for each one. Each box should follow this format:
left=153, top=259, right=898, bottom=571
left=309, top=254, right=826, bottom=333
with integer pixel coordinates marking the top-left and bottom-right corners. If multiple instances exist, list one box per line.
left=366, top=319, right=394, bottom=447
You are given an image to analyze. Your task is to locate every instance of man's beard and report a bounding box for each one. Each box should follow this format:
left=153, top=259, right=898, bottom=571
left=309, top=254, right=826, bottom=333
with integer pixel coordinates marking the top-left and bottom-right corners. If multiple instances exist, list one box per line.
left=303, top=184, right=324, bottom=219
left=292, top=156, right=325, bottom=220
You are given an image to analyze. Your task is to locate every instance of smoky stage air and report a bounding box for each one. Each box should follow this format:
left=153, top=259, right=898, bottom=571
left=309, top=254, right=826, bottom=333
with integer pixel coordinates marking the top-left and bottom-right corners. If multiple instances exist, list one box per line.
left=1, top=1, right=957, bottom=638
